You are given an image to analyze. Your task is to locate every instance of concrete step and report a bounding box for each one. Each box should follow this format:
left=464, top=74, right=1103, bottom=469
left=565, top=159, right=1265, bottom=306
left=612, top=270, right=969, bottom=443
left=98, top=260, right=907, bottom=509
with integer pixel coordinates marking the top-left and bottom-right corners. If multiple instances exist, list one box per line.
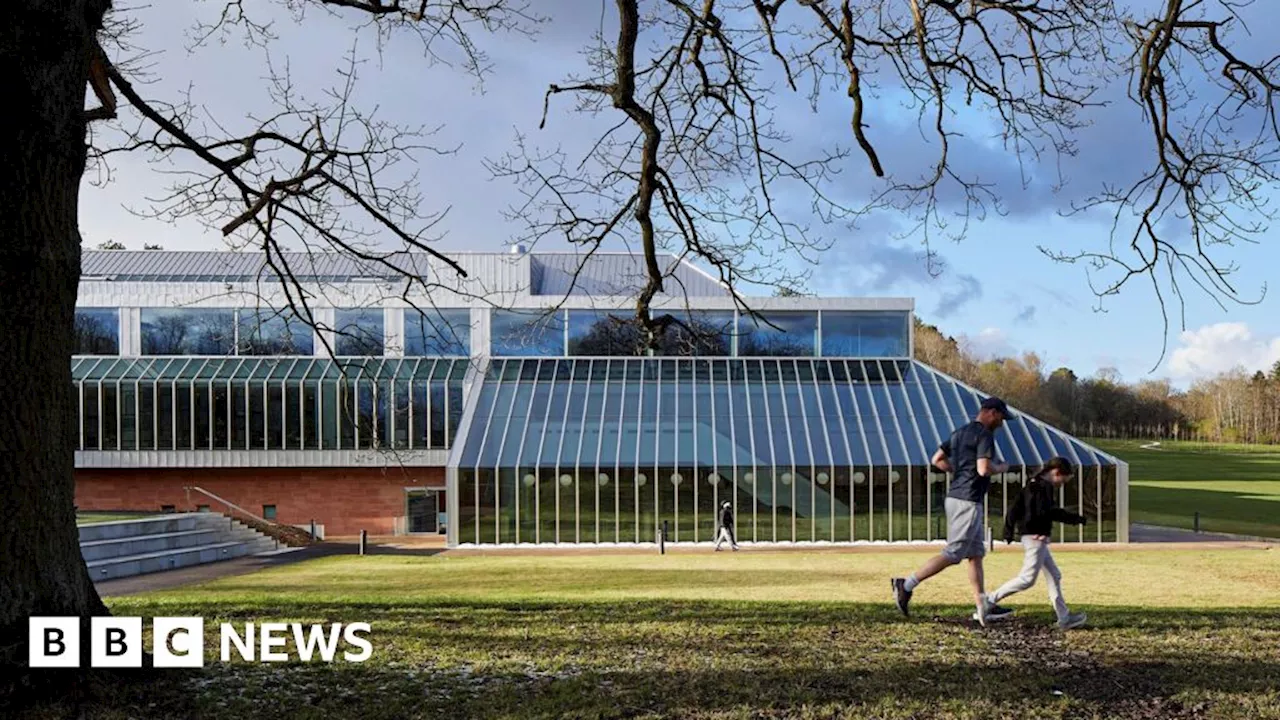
left=86, top=538, right=280, bottom=581
left=77, top=513, right=240, bottom=543
left=79, top=527, right=269, bottom=562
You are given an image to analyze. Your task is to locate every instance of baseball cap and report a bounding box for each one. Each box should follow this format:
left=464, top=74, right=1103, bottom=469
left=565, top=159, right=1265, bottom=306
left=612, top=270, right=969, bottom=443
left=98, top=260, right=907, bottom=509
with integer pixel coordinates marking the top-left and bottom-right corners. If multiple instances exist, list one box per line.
left=980, top=396, right=1011, bottom=417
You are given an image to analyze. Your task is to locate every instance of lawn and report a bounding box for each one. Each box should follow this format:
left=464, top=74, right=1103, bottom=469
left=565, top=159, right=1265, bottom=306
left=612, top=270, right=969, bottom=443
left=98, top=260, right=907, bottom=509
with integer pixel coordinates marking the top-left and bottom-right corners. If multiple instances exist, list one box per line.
left=23, top=548, right=1280, bottom=719
left=1092, top=439, right=1280, bottom=538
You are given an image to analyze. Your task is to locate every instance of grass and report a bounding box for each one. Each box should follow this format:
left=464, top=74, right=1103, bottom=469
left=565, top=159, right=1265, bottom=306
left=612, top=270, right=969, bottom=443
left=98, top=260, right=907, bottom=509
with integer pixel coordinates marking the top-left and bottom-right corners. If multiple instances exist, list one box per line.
left=76, top=512, right=152, bottom=525
left=1092, top=439, right=1280, bottom=538
left=23, top=548, right=1280, bottom=719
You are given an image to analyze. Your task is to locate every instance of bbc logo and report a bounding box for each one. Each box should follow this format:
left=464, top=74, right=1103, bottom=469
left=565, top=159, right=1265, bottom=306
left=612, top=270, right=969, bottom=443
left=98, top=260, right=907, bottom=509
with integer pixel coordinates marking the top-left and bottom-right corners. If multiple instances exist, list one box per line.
left=30, top=617, right=204, bottom=668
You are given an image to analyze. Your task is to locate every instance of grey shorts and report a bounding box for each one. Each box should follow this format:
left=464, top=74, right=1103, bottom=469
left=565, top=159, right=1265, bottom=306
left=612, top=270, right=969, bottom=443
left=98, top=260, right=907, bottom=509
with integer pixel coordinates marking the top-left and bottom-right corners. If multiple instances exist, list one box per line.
left=942, top=497, right=986, bottom=561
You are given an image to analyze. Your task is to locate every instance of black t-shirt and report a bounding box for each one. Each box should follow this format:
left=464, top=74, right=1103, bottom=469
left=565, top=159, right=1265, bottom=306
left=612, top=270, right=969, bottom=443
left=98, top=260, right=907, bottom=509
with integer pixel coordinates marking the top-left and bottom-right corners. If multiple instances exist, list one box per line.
left=939, top=421, right=996, bottom=503
left=719, top=507, right=733, bottom=528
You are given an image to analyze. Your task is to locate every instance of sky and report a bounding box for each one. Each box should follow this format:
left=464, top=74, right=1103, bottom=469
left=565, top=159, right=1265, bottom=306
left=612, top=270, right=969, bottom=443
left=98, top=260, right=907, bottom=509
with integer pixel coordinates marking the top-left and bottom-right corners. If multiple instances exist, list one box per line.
left=80, top=1, right=1280, bottom=388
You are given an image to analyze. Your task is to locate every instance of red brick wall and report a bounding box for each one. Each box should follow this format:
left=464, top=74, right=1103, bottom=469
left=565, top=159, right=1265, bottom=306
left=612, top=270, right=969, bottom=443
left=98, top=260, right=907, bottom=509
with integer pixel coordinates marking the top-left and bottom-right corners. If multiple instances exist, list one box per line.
left=75, top=466, right=445, bottom=536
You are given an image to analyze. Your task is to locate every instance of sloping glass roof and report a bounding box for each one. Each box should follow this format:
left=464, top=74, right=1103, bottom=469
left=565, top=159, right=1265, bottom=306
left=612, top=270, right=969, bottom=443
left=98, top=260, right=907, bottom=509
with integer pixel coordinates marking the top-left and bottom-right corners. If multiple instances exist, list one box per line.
left=71, top=356, right=471, bottom=382
left=455, top=358, right=1116, bottom=470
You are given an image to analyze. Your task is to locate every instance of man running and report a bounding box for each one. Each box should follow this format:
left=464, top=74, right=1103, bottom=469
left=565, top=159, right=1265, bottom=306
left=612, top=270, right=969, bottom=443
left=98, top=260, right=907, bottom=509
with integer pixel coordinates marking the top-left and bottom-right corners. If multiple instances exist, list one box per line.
left=891, top=396, right=1013, bottom=626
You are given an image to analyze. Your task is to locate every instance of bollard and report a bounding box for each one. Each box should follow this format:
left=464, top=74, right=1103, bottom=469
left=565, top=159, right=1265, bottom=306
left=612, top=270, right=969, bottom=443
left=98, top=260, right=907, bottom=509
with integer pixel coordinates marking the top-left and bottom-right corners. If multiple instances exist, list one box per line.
left=359, top=529, right=367, bottom=555
left=310, top=519, right=317, bottom=539
left=660, top=520, right=668, bottom=555
left=1194, top=512, right=1200, bottom=534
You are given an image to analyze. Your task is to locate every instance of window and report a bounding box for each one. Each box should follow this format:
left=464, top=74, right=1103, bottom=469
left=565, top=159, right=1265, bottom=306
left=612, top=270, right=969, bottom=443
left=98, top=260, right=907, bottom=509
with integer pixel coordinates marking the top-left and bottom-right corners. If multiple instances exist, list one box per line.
left=196, top=504, right=210, bottom=512
left=737, top=311, right=817, bottom=357
left=141, top=308, right=235, bottom=355
left=820, top=311, right=909, bottom=357
left=334, top=309, right=384, bottom=356
left=161, top=505, right=175, bottom=513
left=405, top=309, right=471, bottom=355
left=491, top=310, right=565, bottom=357
left=74, top=308, right=119, bottom=355
left=238, top=308, right=314, bottom=355
left=567, top=310, right=735, bottom=356
left=262, top=504, right=277, bottom=520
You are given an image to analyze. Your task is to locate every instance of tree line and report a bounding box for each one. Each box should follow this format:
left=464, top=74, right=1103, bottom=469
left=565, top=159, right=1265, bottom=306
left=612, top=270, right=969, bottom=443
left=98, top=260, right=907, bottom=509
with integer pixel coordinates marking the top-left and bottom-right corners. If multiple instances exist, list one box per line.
left=914, top=318, right=1280, bottom=445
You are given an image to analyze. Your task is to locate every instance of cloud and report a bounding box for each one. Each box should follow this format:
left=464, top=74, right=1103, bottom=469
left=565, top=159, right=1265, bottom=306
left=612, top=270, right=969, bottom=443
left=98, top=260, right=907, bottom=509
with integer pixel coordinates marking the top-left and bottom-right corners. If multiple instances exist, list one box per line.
left=1168, top=322, right=1280, bottom=380
left=959, top=327, right=1016, bottom=360
left=1013, top=305, right=1037, bottom=325
left=933, top=274, right=982, bottom=318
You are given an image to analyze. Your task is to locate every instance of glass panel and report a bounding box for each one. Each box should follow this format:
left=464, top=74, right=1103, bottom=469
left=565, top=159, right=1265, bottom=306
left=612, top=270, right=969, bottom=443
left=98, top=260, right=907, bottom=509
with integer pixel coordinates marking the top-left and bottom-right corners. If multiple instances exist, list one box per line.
left=457, top=469, right=477, bottom=545
left=404, top=308, right=471, bottom=356
left=141, top=308, right=235, bottom=355
left=74, top=308, right=120, bottom=355
left=237, top=308, right=314, bottom=355
left=491, top=309, right=565, bottom=357
left=174, top=384, right=192, bottom=449
left=303, top=383, right=321, bottom=450
left=118, top=383, right=137, bottom=451
left=820, top=311, right=909, bottom=357
left=138, top=384, right=155, bottom=450
left=212, top=384, right=233, bottom=449
left=738, top=311, right=817, bottom=356
left=285, top=383, right=304, bottom=449
left=334, top=308, right=385, bottom=356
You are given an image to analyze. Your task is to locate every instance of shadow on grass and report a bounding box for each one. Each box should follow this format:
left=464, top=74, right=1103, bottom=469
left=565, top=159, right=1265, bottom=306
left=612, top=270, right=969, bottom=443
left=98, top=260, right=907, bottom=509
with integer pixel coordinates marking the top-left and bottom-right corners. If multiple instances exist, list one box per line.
left=16, top=602, right=1280, bottom=719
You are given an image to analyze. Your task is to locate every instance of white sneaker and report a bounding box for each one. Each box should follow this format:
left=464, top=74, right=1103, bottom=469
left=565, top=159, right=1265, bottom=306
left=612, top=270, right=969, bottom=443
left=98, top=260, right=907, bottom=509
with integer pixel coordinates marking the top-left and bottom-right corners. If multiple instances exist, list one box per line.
left=1058, top=612, right=1088, bottom=630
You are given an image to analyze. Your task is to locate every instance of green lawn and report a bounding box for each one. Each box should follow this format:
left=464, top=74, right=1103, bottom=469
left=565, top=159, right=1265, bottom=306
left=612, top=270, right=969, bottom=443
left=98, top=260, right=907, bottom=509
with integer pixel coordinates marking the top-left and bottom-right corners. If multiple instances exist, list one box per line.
left=23, top=549, right=1280, bottom=719
left=1092, top=439, right=1280, bottom=538
left=76, top=512, right=153, bottom=525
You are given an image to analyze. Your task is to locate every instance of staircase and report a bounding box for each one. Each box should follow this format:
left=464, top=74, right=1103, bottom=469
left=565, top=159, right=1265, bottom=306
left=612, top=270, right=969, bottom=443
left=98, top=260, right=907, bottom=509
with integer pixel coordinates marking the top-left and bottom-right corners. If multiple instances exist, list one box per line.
left=80, top=513, right=281, bottom=581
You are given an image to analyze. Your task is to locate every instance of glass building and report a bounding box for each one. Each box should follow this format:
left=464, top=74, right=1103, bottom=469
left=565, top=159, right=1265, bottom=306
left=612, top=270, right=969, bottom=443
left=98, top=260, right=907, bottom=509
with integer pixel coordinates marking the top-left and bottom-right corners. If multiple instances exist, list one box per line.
left=72, top=249, right=1127, bottom=544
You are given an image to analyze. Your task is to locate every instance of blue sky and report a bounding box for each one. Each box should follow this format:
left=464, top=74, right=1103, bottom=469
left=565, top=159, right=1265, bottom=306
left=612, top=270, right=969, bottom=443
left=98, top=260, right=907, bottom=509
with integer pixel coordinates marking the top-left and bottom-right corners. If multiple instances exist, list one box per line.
left=81, top=1, right=1280, bottom=387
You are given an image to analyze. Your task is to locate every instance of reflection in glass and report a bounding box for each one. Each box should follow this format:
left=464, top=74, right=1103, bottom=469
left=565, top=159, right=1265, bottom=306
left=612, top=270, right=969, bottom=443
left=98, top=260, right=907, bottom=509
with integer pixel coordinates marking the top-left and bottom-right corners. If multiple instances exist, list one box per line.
left=567, top=310, right=734, bottom=356
left=75, top=308, right=119, bottom=355
left=405, top=309, right=471, bottom=355
left=738, top=311, right=817, bottom=356
left=334, top=308, right=384, bottom=356
left=238, top=308, right=314, bottom=355
left=141, top=309, right=235, bottom=355
left=820, top=311, right=909, bottom=357
left=491, top=310, right=565, bottom=356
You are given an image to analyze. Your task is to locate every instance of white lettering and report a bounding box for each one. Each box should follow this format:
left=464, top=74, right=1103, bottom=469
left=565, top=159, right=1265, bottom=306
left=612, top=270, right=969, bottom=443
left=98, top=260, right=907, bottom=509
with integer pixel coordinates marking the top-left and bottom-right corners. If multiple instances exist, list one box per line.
left=291, top=623, right=342, bottom=662
left=259, top=622, right=289, bottom=662
left=342, top=623, right=372, bottom=662
left=220, top=622, right=255, bottom=662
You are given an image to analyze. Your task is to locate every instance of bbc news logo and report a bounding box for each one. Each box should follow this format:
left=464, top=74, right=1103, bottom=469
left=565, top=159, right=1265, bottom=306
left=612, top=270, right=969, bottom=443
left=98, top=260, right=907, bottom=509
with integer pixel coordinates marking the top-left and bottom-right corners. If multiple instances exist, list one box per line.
left=29, top=617, right=372, bottom=667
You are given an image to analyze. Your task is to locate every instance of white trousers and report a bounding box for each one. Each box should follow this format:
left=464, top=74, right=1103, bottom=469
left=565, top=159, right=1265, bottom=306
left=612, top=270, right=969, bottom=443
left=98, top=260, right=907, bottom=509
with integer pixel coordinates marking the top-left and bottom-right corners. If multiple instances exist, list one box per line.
left=715, top=526, right=738, bottom=549
left=990, top=536, right=1069, bottom=622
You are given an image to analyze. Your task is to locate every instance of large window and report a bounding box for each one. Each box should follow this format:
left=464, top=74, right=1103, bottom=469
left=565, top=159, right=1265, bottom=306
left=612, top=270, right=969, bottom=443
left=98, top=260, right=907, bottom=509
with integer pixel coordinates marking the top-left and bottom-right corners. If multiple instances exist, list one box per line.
left=238, top=308, right=314, bottom=355
left=567, top=310, right=734, bottom=356
left=74, top=308, right=119, bottom=355
left=405, top=309, right=470, bottom=355
left=491, top=310, right=565, bottom=357
left=141, top=309, right=235, bottom=355
left=737, top=311, right=817, bottom=357
left=821, top=311, right=909, bottom=357
left=334, top=308, right=384, bottom=356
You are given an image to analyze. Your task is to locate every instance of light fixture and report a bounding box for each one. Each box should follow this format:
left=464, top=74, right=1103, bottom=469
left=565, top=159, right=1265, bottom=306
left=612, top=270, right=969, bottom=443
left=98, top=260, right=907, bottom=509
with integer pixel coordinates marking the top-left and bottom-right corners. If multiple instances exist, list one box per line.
left=707, top=473, right=721, bottom=486
left=522, top=474, right=536, bottom=487
left=817, top=472, right=829, bottom=485
left=781, top=472, right=792, bottom=485
left=853, top=471, right=866, bottom=485
left=637, top=473, right=648, bottom=486
left=743, top=472, right=754, bottom=483
left=889, top=470, right=901, bottom=483
left=598, top=473, right=610, bottom=486
left=671, top=472, right=684, bottom=485
left=559, top=474, right=572, bottom=487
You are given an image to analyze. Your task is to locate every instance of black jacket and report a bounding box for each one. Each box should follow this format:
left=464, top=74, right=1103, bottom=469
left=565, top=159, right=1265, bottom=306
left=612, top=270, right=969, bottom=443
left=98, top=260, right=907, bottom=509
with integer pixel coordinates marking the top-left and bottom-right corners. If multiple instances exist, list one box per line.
left=1003, top=476, right=1086, bottom=542
left=719, top=507, right=734, bottom=529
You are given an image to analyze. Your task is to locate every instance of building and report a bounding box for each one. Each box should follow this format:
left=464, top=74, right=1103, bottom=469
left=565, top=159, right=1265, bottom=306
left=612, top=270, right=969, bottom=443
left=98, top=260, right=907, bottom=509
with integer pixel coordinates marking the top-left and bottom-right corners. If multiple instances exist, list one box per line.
left=72, top=249, right=1129, bottom=546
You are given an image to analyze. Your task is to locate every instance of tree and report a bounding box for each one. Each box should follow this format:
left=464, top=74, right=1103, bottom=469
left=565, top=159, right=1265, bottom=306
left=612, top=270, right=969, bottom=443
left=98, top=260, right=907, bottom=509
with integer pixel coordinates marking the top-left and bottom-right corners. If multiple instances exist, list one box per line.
left=96, top=239, right=126, bottom=250
left=5, top=0, right=1280, bottom=685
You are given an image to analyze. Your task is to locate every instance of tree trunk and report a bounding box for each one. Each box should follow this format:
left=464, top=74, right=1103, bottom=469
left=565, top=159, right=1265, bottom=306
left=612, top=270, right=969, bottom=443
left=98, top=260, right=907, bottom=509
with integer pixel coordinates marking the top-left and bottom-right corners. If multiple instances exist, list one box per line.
left=0, top=0, right=113, bottom=680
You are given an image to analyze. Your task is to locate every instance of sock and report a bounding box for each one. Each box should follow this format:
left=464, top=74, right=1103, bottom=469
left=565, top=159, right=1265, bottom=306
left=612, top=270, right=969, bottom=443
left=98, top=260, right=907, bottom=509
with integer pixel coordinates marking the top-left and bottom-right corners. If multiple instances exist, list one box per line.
left=903, top=574, right=920, bottom=593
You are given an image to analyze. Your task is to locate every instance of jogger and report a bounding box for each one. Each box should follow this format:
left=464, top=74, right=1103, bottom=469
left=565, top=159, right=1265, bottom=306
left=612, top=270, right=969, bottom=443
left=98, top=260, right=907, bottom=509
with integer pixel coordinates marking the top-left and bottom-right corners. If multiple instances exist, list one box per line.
left=990, top=456, right=1088, bottom=630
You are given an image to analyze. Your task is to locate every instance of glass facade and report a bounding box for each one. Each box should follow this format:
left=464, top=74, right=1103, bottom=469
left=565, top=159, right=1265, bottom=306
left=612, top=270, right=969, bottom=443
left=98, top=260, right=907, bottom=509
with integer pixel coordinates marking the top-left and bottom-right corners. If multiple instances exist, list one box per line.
left=238, top=308, right=315, bottom=355
left=405, top=309, right=470, bottom=356
left=73, top=357, right=467, bottom=452
left=738, top=311, right=818, bottom=356
left=454, top=357, right=1120, bottom=545
left=567, top=310, right=735, bottom=356
left=75, top=308, right=120, bottom=355
left=334, top=308, right=385, bottom=356
left=821, top=311, right=909, bottom=357
left=491, top=309, right=566, bottom=357
left=141, top=308, right=236, bottom=355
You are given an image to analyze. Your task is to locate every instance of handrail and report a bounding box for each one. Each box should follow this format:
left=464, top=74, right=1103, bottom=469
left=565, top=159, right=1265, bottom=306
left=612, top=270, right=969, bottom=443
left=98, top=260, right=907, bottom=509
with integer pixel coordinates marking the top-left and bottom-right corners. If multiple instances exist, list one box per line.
left=183, top=485, right=317, bottom=546
left=184, top=485, right=271, bottom=525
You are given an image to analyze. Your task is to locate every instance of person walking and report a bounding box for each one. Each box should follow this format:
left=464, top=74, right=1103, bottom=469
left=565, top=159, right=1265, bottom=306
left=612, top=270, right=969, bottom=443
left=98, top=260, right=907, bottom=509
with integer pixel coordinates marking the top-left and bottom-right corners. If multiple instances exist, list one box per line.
left=891, top=397, right=1014, bottom=626
left=715, top=501, right=739, bottom=551
left=988, top=456, right=1089, bottom=630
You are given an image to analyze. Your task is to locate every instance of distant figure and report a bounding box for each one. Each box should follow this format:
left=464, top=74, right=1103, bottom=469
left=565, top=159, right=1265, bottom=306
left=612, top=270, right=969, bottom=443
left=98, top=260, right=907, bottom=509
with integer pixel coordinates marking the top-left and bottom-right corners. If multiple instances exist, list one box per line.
left=715, top=501, right=739, bottom=551
left=989, top=456, right=1089, bottom=630
left=891, top=397, right=1015, bottom=626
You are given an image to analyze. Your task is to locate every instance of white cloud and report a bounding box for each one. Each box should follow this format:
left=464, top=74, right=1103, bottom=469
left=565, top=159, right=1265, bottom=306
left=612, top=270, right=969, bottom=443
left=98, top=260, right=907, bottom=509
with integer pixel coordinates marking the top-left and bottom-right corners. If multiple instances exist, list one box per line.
left=959, top=327, right=1016, bottom=360
left=1168, top=322, right=1280, bottom=380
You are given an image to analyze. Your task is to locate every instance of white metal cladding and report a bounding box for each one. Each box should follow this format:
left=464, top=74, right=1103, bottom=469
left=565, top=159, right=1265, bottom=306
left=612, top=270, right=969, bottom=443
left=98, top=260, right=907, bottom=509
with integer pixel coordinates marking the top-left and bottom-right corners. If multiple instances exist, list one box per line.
left=449, top=358, right=1124, bottom=546
left=71, top=356, right=470, bottom=467
left=530, top=253, right=727, bottom=297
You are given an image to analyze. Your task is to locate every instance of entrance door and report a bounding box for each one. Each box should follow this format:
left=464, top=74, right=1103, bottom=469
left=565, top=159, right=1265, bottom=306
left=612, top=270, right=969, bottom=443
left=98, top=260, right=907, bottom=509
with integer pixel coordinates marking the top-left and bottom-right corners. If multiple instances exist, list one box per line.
left=406, top=489, right=440, bottom=534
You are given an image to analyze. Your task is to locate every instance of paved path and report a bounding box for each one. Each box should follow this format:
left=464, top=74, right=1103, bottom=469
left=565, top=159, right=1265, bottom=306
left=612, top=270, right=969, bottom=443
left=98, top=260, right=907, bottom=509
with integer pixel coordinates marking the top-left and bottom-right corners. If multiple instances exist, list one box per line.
left=1130, top=522, right=1278, bottom=544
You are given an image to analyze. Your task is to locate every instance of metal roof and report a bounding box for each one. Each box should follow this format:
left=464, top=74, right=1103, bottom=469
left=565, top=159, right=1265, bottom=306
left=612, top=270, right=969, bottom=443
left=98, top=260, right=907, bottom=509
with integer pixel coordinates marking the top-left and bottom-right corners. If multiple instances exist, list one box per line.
left=80, top=250, right=728, bottom=297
